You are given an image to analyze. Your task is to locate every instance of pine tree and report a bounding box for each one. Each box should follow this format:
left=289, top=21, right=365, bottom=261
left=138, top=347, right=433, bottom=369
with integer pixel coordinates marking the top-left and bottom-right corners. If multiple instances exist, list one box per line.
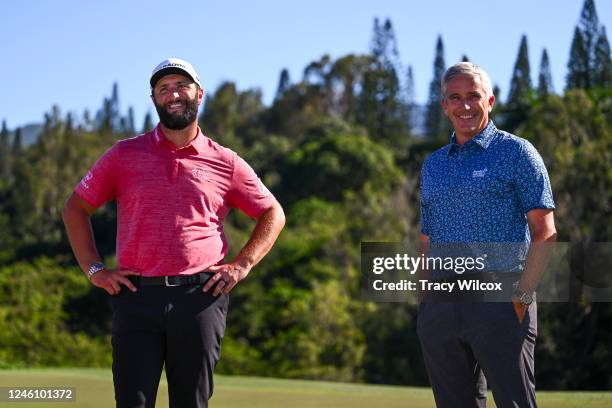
left=142, top=111, right=154, bottom=133
left=502, top=35, right=533, bottom=131
left=59, top=114, right=75, bottom=169
left=96, top=82, right=122, bottom=132
left=425, top=36, right=447, bottom=139
left=566, top=0, right=611, bottom=89
left=356, top=17, right=409, bottom=148
left=578, top=0, right=599, bottom=60
left=537, top=48, right=554, bottom=98
left=593, top=27, right=612, bottom=88
left=82, top=109, right=94, bottom=132
left=493, top=85, right=501, bottom=101
left=369, top=17, right=402, bottom=87
left=12, top=128, right=22, bottom=156
left=126, top=106, right=136, bottom=136
left=370, top=18, right=384, bottom=60
left=489, top=84, right=502, bottom=123
left=0, top=120, right=10, bottom=181
left=110, top=82, right=121, bottom=131
left=275, top=69, right=291, bottom=100
left=567, top=27, right=590, bottom=89
left=405, top=65, right=415, bottom=134
left=507, top=35, right=533, bottom=106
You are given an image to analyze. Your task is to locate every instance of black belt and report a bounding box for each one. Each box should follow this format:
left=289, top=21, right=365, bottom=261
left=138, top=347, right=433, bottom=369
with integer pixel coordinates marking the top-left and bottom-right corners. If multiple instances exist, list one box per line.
left=129, top=271, right=213, bottom=287
left=432, top=271, right=521, bottom=284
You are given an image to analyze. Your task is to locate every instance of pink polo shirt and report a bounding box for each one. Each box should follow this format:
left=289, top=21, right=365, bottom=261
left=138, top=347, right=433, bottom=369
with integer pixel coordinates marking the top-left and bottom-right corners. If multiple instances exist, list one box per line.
left=75, top=125, right=276, bottom=277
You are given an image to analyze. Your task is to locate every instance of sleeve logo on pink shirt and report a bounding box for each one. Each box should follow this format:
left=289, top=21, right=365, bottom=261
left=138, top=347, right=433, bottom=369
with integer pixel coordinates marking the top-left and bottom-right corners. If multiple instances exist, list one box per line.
left=191, top=167, right=208, bottom=181
left=80, top=171, right=93, bottom=189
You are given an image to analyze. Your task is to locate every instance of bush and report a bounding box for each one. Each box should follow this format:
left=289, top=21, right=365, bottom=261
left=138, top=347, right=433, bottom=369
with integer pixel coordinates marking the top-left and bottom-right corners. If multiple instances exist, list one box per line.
left=0, top=257, right=111, bottom=367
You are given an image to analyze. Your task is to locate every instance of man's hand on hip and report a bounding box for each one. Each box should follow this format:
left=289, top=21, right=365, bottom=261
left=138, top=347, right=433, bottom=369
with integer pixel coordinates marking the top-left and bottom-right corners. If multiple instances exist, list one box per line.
left=91, top=269, right=139, bottom=295
left=203, top=261, right=250, bottom=296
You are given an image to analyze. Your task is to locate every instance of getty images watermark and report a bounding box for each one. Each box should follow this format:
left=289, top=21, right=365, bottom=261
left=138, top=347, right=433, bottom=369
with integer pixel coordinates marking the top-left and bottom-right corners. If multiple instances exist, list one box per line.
left=361, top=242, right=612, bottom=303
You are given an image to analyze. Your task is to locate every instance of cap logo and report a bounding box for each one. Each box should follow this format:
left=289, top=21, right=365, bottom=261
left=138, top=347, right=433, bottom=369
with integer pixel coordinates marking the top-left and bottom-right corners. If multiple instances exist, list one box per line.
left=160, top=62, right=187, bottom=70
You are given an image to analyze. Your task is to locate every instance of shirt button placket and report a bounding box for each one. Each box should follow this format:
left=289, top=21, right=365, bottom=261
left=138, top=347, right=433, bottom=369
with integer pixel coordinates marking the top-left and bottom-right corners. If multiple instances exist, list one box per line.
left=168, top=149, right=179, bottom=182
left=172, top=157, right=179, bottom=182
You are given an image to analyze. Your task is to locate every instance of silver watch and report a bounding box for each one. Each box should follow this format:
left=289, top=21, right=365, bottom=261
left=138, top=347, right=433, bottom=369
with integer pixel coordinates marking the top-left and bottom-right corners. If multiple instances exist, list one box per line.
left=87, top=262, right=106, bottom=280
left=513, top=288, right=533, bottom=306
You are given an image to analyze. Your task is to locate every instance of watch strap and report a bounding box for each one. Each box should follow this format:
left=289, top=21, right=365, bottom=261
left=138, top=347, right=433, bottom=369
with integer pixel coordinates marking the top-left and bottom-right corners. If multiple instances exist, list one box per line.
left=87, top=262, right=106, bottom=280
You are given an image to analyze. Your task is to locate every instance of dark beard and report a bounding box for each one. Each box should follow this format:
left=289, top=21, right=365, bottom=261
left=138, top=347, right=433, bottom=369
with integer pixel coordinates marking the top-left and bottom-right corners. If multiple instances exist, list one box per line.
left=154, top=94, right=199, bottom=130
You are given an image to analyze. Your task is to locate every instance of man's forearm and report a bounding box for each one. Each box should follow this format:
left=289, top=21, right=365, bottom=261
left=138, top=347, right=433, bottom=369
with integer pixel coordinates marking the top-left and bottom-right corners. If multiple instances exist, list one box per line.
left=234, top=201, right=285, bottom=269
left=518, top=232, right=556, bottom=294
left=62, top=199, right=101, bottom=276
left=518, top=210, right=557, bottom=294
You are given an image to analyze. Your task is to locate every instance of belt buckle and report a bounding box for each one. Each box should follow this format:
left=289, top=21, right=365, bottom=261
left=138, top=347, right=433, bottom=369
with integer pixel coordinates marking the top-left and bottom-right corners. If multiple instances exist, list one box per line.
left=164, top=276, right=180, bottom=287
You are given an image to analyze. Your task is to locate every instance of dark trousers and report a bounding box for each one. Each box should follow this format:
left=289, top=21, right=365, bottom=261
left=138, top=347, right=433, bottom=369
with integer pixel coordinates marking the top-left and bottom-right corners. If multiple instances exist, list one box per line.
left=417, top=301, right=537, bottom=408
left=110, top=285, right=228, bottom=408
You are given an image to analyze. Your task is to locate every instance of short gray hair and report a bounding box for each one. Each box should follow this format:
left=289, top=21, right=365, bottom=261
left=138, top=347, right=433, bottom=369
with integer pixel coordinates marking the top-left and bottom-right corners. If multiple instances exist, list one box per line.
left=441, top=62, right=493, bottom=99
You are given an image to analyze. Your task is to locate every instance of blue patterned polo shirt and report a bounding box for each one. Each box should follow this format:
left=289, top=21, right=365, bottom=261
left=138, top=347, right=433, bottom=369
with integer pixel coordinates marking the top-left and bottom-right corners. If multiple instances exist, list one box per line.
left=419, top=121, right=555, bottom=275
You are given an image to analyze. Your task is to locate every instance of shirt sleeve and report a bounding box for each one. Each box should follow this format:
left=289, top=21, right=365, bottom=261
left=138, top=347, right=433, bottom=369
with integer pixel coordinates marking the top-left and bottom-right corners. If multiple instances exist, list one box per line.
left=227, top=153, right=276, bottom=218
left=513, top=141, right=555, bottom=214
left=74, top=143, right=120, bottom=208
left=419, top=160, right=432, bottom=236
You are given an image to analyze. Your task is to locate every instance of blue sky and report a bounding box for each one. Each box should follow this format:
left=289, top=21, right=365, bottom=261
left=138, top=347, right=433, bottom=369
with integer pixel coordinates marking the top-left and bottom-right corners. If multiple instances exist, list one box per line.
left=2, top=0, right=610, bottom=129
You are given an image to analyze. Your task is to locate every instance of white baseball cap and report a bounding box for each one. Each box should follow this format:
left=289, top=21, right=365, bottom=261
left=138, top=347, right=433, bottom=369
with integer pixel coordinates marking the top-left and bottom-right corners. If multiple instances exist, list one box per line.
left=150, top=58, right=201, bottom=89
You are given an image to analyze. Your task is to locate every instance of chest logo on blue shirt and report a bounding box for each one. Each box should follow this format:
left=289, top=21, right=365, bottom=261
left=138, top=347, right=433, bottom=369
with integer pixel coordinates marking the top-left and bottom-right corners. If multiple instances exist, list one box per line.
left=472, top=168, right=488, bottom=178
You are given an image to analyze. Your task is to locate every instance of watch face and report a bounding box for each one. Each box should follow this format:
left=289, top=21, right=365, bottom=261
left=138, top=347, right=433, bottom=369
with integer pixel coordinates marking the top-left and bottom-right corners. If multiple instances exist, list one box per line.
left=521, top=292, right=533, bottom=305
left=514, top=289, right=533, bottom=305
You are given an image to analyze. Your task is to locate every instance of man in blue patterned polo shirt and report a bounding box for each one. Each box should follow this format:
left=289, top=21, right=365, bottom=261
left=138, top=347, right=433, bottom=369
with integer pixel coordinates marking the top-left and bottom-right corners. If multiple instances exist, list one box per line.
left=417, top=62, right=556, bottom=408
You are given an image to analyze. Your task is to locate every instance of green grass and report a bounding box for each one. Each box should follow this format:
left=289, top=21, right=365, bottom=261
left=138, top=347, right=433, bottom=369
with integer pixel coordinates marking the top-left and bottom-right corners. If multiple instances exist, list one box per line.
left=0, top=369, right=610, bottom=407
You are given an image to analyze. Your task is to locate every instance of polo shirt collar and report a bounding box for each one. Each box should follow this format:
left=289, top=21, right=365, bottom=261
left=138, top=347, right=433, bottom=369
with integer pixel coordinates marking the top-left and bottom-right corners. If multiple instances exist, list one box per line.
left=448, top=120, right=497, bottom=155
left=152, top=124, right=206, bottom=153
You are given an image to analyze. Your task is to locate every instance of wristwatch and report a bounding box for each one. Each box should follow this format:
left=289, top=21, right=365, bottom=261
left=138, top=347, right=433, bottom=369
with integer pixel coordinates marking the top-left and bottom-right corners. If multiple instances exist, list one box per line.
left=513, top=288, right=533, bottom=306
left=87, top=262, right=106, bottom=280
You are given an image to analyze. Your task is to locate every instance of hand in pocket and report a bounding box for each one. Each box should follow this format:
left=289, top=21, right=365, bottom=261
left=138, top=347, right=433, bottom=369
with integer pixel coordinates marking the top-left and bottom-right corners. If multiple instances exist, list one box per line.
left=511, top=299, right=528, bottom=323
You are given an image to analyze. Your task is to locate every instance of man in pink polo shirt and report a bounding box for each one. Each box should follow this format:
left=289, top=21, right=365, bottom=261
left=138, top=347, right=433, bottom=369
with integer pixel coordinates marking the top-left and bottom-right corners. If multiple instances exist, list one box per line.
left=62, top=58, right=285, bottom=408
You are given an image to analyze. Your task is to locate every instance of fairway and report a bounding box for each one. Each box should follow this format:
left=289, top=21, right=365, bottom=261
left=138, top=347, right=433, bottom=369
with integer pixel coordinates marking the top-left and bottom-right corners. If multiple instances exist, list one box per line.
left=0, top=369, right=611, bottom=408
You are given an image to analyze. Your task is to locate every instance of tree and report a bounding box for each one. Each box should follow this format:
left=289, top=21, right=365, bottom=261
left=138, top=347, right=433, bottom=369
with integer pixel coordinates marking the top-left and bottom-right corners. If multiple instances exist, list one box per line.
left=123, top=106, right=136, bottom=137
left=0, top=120, right=10, bottom=182
left=404, top=65, right=416, bottom=134
left=356, top=18, right=410, bottom=149
left=109, top=82, right=121, bottom=131
left=537, top=48, right=554, bottom=98
left=274, top=68, right=291, bottom=101
left=507, top=35, right=533, bottom=105
left=370, top=18, right=401, bottom=75
left=461, top=55, right=469, bottom=62
left=95, top=82, right=122, bottom=132
left=303, top=54, right=332, bottom=88
left=200, top=81, right=265, bottom=152
left=12, top=127, right=22, bottom=156
left=503, top=35, right=533, bottom=131
left=578, top=0, right=600, bottom=62
left=424, top=35, right=448, bottom=139
left=566, top=0, right=611, bottom=89
left=493, top=85, right=501, bottom=101
left=327, top=54, right=372, bottom=121
left=141, top=111, right=154, bottom=133
left=567, top=27, right=590, bottom=89
left=277, top=118, right=402, bottom=206
left=593, top=27, right=612, bottom=88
